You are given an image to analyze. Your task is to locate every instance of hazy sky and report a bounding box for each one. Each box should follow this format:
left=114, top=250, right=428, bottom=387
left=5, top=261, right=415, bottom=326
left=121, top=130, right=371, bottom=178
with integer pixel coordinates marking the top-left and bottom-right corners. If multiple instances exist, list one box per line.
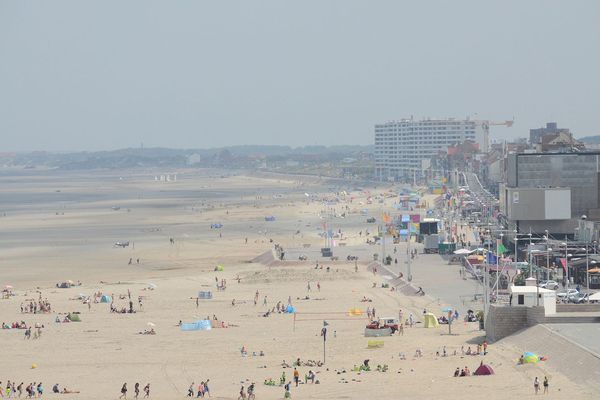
left=1, top=1, right=599, bottom=152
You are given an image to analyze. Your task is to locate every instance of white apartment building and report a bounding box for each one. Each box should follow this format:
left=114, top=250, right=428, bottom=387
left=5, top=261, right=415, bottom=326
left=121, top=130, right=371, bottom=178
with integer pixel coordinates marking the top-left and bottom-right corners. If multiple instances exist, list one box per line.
left=374, top=117, right=489, bottom=180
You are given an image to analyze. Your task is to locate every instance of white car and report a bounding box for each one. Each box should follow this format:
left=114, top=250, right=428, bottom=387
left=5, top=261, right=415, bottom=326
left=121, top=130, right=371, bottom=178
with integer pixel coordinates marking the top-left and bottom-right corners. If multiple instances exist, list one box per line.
left=557, top=289, right=578, bottom=299
left=539, top=280, right=559, bottom=290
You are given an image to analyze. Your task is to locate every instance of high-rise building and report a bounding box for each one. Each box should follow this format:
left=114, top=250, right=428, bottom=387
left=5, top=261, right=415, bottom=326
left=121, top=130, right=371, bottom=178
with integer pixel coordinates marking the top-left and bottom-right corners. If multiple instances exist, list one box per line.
left=374, top=117, right=489, bottom=180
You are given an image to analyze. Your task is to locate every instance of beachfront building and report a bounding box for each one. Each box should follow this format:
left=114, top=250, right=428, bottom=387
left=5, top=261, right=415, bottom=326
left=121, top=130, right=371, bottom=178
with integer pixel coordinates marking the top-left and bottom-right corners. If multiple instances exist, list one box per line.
left=509, top=284, right=556, bottom=314
left=500, top=152, right=600, bottom=236
left=374, top=117, right=489, bottom=181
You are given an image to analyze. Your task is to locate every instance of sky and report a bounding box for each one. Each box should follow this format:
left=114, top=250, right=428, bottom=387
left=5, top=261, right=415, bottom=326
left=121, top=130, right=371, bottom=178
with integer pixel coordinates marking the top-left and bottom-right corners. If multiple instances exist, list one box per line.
left=1, top=0, right=599, bottom=152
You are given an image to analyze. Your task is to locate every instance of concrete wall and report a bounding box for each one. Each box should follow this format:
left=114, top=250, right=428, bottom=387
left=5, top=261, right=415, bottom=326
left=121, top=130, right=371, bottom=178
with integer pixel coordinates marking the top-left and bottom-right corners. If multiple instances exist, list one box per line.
left=486, top=304, right=600, bottom=342
left=556, top=303, right=600, bottom=312
left=485, top=305, right=529, bottom=342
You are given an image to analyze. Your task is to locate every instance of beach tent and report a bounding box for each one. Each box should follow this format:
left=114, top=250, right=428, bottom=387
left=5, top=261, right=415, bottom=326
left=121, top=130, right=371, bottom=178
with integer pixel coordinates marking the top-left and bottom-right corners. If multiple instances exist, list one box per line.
left=423, top=313, right=439, bottom=328
left=522, top=352, right=540, bottom=363
left=474, top=363, right=494, bottom=375
left=265, top=216, right=276, bottom=221
left=214, top=265, right=224, bottom=272
left=285, top=305, right=296, bottom=313
left=180, top=320, right=212, bottom=331
left=67, top=313, right=81, bottom=322
left=100, top=295, right=112, bottom=303
left=198, top=291, right=213, bottom=299
left=210, top=223, right=223, bottom=229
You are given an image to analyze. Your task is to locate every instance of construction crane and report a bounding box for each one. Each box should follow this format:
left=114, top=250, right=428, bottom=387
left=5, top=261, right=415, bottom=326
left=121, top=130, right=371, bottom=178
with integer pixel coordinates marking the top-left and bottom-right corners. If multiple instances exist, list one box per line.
left=475, top=119, right=514, bottom=130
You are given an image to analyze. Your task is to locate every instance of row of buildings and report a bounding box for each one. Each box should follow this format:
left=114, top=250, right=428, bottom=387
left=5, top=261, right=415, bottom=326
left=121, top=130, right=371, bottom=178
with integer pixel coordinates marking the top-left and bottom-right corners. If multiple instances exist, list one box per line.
left=374, top=118, right=597, bottom=239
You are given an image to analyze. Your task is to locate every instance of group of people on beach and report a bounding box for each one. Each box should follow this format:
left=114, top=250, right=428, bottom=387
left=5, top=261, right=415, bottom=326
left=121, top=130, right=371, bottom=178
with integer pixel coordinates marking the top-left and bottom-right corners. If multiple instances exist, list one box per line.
left=119, top=382, right=150, bottom=399
left=186, top=380, right=210, bottom=397
left=1, top=321, right=27, bottom=330
left=0, top=380, right=53, bottom=398
left=20, top=298, right=51, bottom=314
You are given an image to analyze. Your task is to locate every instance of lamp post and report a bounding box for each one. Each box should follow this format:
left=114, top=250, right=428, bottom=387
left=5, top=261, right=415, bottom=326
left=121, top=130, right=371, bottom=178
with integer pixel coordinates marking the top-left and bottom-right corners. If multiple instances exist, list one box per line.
left=528, top=231, right=533, bottom=278
left=514, top=230, right=518, bottom=264
left=530, top=249, right=541, bottom=306
left=496, top=233, right=504, bottom=299
left=546, top=247, right=552, bottom=281
left=591, top=260, right=597, bottom=293
left=561, top=240, right=569, bottom=289
left=585, top=244, right=589, bottom=290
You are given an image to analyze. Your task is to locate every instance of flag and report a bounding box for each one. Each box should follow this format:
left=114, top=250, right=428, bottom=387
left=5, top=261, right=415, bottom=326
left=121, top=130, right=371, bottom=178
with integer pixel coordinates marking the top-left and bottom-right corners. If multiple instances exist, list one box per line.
left=497, top=244, right=507, bottom=254
left=486, top=252, right=497, bottom=264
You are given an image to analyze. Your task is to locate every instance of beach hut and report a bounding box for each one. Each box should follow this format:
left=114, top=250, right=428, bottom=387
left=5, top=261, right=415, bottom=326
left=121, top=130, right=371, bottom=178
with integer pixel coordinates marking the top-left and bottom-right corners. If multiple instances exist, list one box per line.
left=100, top=295, right=112, bottom=303
left=474, top=363, right=494, bottom=376
left=423, top=313, right=439, bottom=328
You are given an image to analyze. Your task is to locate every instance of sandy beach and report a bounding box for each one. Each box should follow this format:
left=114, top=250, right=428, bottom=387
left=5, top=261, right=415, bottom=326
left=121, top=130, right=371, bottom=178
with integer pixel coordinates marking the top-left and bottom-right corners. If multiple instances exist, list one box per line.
left=0, top=169, right=595, bottom=399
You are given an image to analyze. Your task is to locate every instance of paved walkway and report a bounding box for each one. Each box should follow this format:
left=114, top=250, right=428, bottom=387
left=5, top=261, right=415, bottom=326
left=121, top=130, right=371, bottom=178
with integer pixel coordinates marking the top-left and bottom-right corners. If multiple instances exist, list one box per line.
left=543, top=323, right=600, bottom=356
left=385, top=240, right=485, bottom=314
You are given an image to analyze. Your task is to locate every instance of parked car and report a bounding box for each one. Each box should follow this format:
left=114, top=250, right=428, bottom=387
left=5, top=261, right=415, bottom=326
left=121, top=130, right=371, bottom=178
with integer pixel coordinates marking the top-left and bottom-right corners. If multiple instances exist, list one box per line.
left=557, top=289, right=578, bottom=300
left=539, top=280, right=559, bottom=290
left=366, top=317, right=399, bottom=334
left=568, top=292, right=590, bottom=304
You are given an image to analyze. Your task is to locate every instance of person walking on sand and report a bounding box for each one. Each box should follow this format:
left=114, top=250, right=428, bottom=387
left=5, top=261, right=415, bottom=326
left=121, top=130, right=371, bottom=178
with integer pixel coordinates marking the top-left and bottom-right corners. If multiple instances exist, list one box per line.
left=188, top=383, right=194, bottom=397
left=143, top=383, right=150, bottom=398
left=317, top=282, right=321, bottom=292
left=307, top=282, right=311, bottom=292
left=119, top=383, right=127, bottom=399
left=134, top=383, right=140, bottom=399
left=293, top=368, right=300, bottom=387
left=543, top=376, right=549, bottom=394
left=204, top=380, right=211, bottom=398
left=534, top=377, right=540, bottom=394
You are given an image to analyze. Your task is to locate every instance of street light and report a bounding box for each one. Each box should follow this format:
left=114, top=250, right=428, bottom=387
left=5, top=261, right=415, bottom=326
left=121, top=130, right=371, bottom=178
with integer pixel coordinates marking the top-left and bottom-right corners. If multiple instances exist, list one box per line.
left=514, top=229, right=519, bottom=264
left=561, top=240, right=570, bottom=289
left=530, top=249, right=541, bottom=306
left=546, top=247, right=552, bottom=281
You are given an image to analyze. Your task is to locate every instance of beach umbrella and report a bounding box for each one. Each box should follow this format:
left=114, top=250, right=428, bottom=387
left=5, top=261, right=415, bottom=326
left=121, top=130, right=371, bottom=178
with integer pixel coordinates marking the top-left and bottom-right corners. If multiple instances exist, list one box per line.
left=4, top=285, right=13, bottom=289
left=147, top=283, right=157, bottom=289
left=147, top=322, right=156, bottom=327
left=67, top=280, right=74, bottom=284
left=441, top=307, right=454, bottom=313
